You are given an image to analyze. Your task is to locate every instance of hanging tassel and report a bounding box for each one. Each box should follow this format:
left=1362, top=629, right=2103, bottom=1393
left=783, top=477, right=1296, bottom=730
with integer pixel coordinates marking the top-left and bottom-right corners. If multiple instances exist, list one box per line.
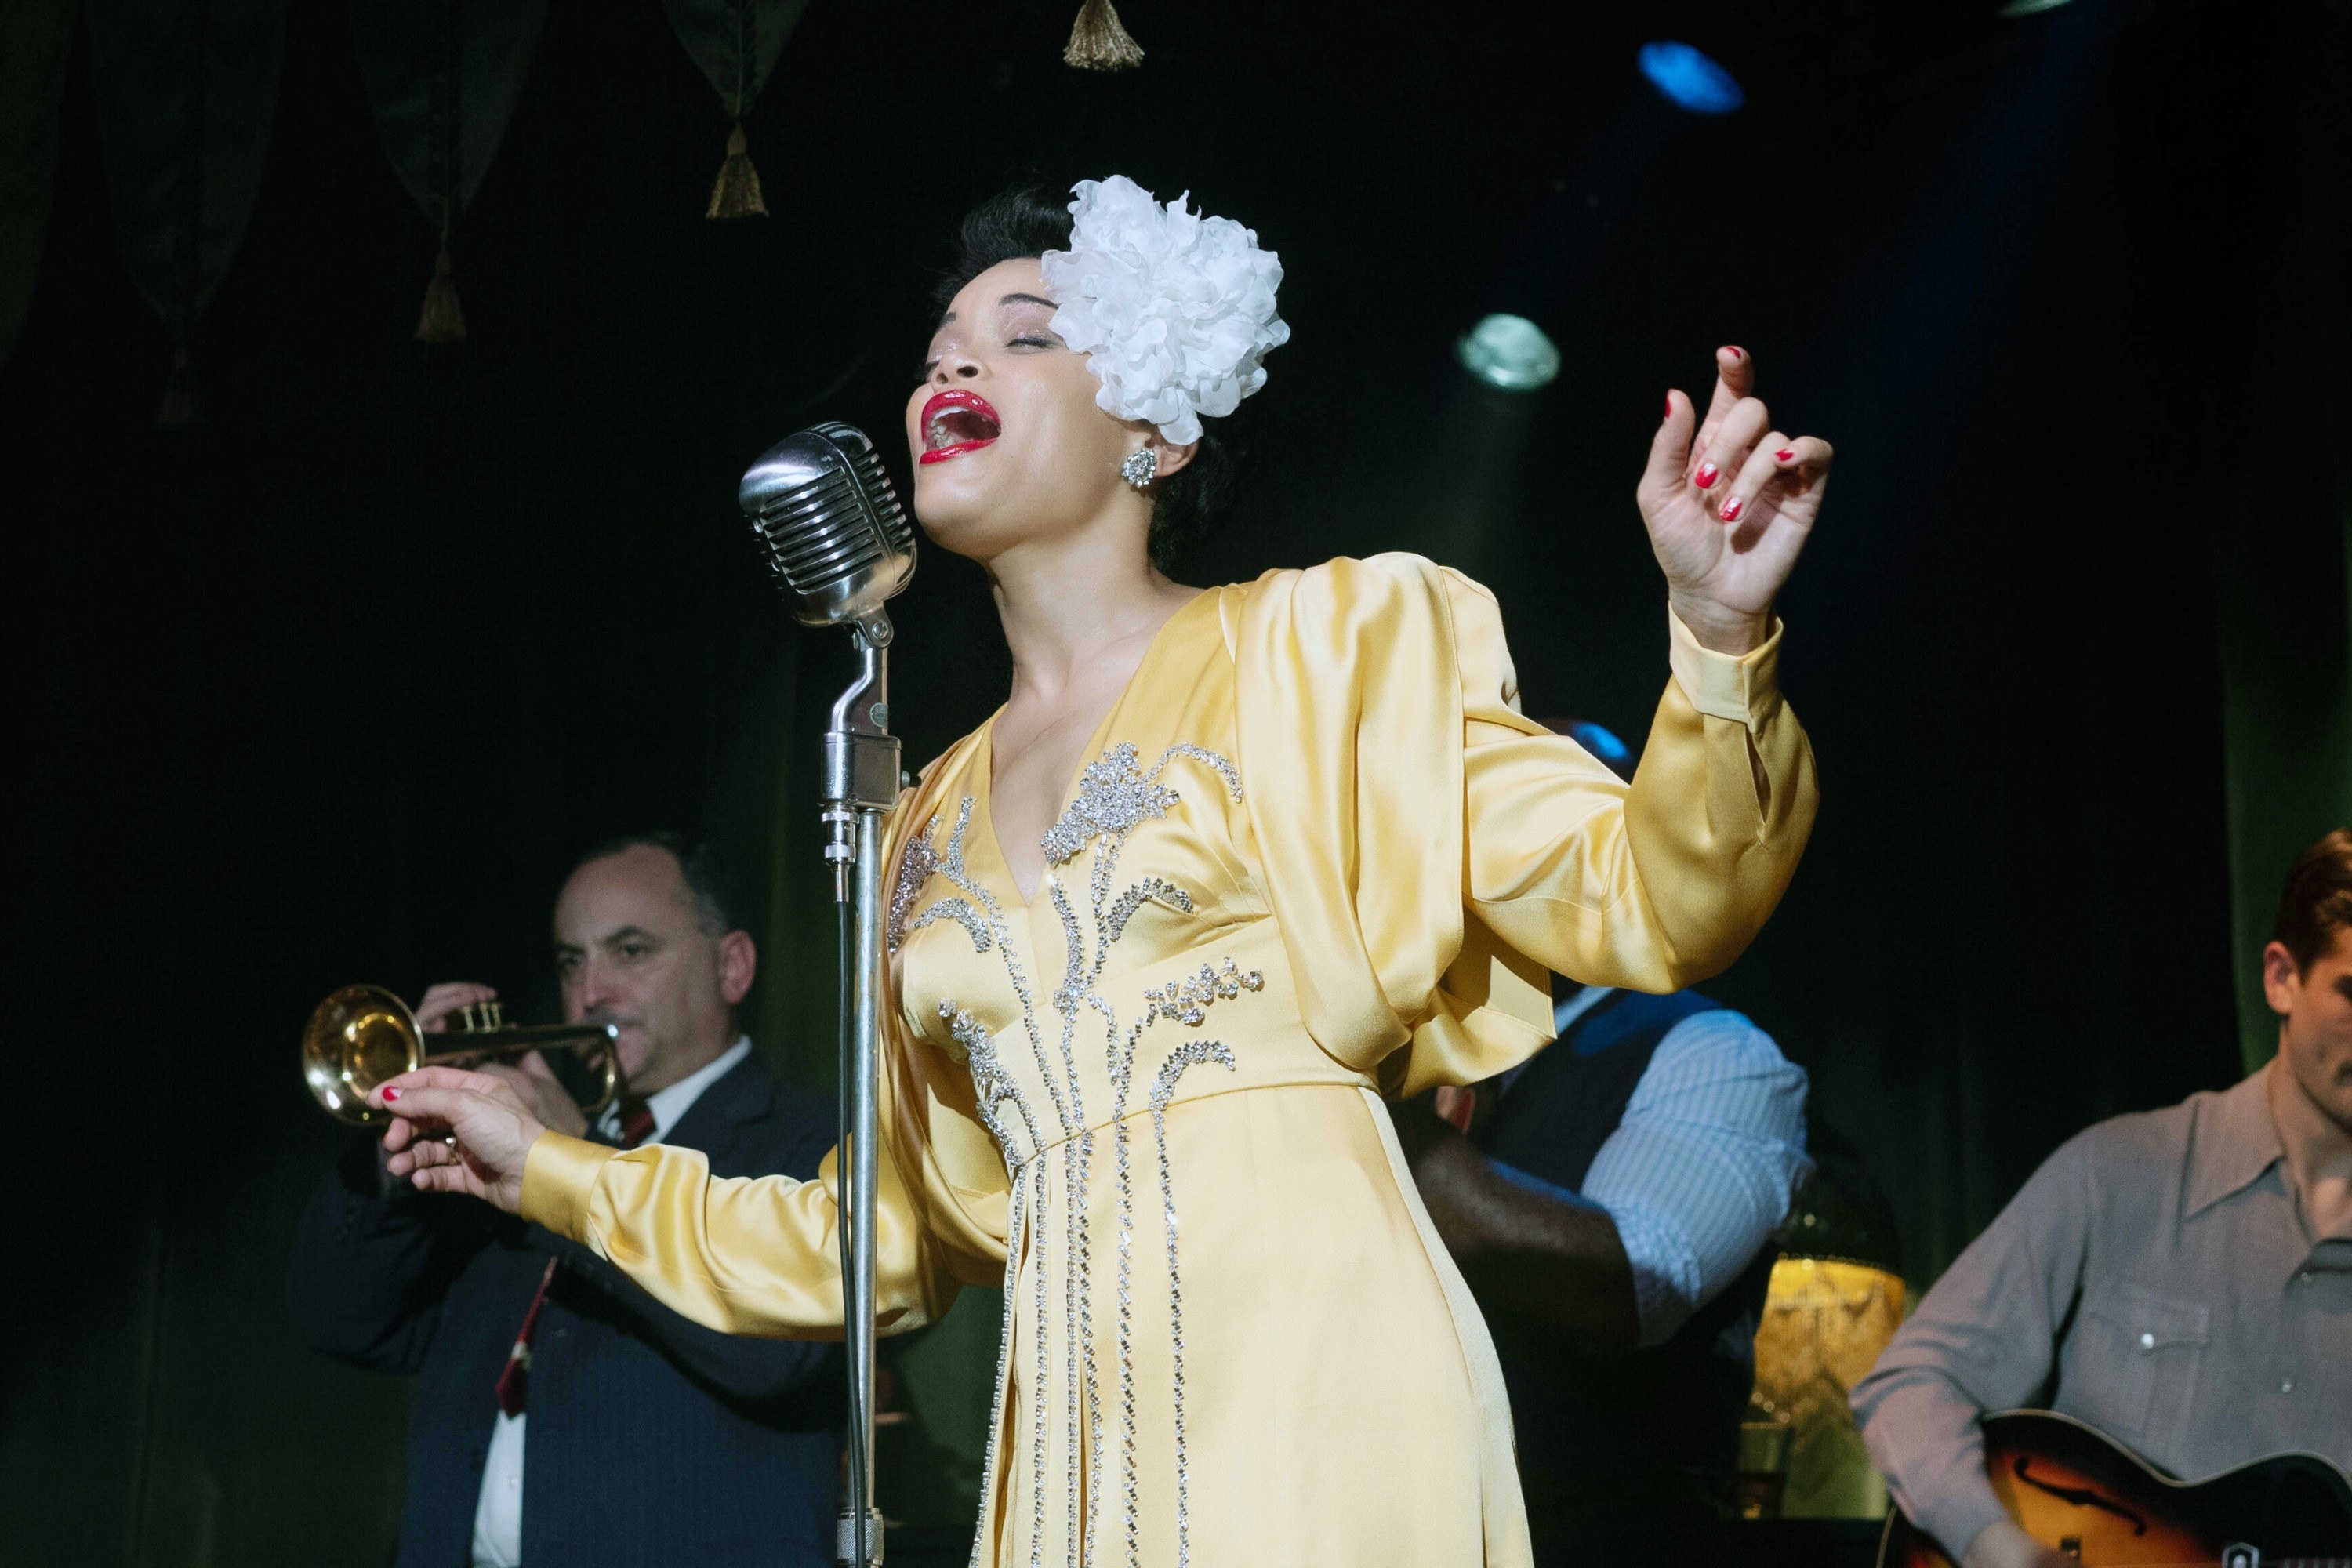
left=706, top=122, right=768, bottom=220
left=1064, top=0, right=1144, bottom=70
left=154, top=340, right=204, bottom=430
left=415, top=241, right=468, bottom=345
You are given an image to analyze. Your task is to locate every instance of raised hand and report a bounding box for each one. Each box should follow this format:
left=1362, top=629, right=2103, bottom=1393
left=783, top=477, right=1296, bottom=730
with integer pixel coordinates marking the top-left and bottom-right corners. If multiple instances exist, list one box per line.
left=1637, top=347, right=1832, bottom=655
left=415, top=980, right=498, bottom=1034
left=372, top=1065, right=549, bottom=1214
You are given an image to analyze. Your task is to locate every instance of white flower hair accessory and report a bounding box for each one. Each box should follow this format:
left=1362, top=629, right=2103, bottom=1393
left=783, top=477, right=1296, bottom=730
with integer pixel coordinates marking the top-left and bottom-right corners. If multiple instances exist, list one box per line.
left=1038, top=176, right=1290, bottom=447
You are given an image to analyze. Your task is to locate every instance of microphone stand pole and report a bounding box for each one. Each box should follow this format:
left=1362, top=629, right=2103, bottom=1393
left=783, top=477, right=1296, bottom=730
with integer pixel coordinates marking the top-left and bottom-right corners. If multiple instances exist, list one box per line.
left=823, top=615, right=898, bottom=1568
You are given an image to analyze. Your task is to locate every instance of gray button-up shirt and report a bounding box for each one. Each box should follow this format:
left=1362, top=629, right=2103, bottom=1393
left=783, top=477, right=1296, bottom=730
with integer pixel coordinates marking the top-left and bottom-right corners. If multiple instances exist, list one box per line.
left=1851, top=1064, right=2352, bottom=1561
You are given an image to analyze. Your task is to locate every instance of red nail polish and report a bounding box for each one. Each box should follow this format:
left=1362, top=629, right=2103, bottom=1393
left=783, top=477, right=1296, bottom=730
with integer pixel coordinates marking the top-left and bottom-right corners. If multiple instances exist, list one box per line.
left=1719, top=496, right=1745, bottom=521
left=1664, top=394, right=1675, bottom=419
left=1694, top=463, right=1719, bottom=488
left=1724, top=346, right=1744, bottom=359
left=1775, top=448, right=1795, bottom=463
left=382, top=1087, right=400, bottom=1102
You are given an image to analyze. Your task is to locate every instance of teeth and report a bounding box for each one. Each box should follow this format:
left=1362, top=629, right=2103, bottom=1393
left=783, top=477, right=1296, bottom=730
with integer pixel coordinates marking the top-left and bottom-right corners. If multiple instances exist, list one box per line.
left=925, top=401, right=1000, bottom=450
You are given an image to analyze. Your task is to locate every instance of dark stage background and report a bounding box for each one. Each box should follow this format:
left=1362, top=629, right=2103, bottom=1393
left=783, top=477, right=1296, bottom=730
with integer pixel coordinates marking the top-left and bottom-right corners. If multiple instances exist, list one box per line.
left=3, top=0, right=2347, bottom=1562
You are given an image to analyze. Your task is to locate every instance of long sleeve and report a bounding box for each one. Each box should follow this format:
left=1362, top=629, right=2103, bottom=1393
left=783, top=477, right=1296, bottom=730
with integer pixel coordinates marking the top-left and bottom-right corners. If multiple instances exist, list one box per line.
left=525, top=1225, right=837, bottom=1401
left=1850, top=1135, right=2095, bottom=1563
left=518, top=913, right=1013, bottom=1340
left=1231, top=554, right=1817, bottom=1096
left=1461, top=599, right=1814, bottom=996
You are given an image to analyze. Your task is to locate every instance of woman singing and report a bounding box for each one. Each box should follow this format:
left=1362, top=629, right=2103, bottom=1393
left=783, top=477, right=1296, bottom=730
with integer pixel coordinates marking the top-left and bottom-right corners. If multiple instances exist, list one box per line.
left=373, top=176, right=1828, bottom=1567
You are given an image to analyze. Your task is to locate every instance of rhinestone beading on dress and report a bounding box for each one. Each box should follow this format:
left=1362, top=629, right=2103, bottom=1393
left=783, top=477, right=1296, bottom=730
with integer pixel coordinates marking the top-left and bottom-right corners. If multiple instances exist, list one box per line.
left=897, top=800, right=996, bottom=956
left=895, top=742, right=1258, bottom=1568
left=1149, top=1040, right=1237, bottom=1568
left=887, top=815, right=943, bottom=953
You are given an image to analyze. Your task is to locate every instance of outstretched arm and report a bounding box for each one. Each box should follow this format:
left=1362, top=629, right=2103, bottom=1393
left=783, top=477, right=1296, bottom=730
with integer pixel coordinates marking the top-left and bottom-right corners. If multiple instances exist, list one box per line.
left=371, top=1063, right=970, bottom=1340
left=525, top=1225, right=837, bottom=1399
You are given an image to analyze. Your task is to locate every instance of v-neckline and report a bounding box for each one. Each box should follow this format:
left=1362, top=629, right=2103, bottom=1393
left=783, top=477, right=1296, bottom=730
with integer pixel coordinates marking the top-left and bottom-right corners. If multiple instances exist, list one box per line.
left=976, top=590, right=1210, bottom=907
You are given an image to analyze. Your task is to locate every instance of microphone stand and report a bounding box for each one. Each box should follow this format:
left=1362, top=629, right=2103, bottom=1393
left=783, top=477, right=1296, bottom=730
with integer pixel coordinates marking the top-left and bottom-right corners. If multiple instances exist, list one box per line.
left=823, top=614, right=898, bottom=1568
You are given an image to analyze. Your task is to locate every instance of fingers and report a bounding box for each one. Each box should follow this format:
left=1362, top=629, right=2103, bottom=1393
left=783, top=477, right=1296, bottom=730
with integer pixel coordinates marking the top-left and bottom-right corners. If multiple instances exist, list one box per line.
left=374, top=1083, right=481, bottom=1131
left=415, top=982, right=497, bottom=1035
left=1692, top=345, right=1753, bottom=459
left=1692, top=396, right=1773, bottom=503
left=1741, top=434, right=1835, bottom=524
left=1779, top=433, right=1835, bottom=485
left=385, top=1134, right=462, bottom=1177
left=1719, top=432, right=1796, bottom=526
left=1640, top=389, right=1697, bottom=503
left=403, top=1156, right=489, bottom=1200
left=474, top=1062, right=534, bottom=1099
left=382, top=1064, right=516, bottom=1097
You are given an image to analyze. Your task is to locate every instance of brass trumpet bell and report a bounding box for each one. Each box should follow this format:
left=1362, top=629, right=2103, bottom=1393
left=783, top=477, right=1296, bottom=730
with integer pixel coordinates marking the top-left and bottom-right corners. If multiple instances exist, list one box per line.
left=300, top=983, right=623, bottom=1125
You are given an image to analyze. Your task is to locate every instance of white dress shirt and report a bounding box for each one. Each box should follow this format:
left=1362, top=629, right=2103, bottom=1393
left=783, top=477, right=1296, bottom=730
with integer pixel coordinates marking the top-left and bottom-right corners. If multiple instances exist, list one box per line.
left=470, top=1037, right=755, bottom=1567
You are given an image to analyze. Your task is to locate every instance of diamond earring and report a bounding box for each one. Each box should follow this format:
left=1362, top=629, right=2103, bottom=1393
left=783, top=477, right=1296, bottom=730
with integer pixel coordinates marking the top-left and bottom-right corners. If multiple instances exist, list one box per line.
left=1120, top=449, right=1158, bottom=491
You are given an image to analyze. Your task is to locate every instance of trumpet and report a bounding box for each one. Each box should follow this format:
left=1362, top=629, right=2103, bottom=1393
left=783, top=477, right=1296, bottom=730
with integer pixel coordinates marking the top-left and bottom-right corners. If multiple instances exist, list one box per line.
left=301, top=983, right=624, bottom=1126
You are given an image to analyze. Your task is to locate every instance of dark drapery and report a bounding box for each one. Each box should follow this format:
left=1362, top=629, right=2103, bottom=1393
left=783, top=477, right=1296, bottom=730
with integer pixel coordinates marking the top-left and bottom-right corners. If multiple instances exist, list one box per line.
left=0, top=0, right=77, bottom=368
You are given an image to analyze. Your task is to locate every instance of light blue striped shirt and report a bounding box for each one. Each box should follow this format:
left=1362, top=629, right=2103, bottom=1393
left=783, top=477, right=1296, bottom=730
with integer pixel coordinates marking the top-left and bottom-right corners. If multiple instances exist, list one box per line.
left=1488, top=989, right=1812, bottom=1347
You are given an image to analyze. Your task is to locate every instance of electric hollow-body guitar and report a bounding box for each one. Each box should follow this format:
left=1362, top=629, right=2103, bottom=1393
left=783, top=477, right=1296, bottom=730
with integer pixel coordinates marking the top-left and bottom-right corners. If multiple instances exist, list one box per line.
left=1878, top=1410, right=2352, bottom=1568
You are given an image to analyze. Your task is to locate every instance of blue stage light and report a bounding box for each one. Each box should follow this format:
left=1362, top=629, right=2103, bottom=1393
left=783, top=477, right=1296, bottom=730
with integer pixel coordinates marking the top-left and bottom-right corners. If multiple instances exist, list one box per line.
left=1457, top=314, right=1561, bottom=391
left=1565, top=720, right=1633, bottom=768
left=1638, top=42, right=1744, bottom=114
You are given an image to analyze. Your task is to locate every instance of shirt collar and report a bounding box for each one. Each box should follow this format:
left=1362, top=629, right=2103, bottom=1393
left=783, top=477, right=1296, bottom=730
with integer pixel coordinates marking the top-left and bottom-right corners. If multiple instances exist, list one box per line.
left=605, top=1036, right=753, bottom=1146
left=2183, top=1062, right=2290, bottom=1220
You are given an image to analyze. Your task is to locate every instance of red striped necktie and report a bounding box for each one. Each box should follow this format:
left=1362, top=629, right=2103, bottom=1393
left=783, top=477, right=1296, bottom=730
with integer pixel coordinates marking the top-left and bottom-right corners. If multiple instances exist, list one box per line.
left=491, top=1096, right=655, bottom=1416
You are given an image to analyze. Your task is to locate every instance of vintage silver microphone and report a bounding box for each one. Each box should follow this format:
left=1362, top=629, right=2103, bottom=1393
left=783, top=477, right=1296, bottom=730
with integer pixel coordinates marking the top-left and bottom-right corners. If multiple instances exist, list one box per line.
left=741, top=421, right=918, bottom=889
left=739, top=422, right=915, bottom=1568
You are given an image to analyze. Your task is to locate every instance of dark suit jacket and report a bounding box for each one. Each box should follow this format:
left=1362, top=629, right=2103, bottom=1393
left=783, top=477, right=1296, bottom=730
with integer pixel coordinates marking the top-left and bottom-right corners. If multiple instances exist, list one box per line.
left=287, top=1051, right=843, bottom=1568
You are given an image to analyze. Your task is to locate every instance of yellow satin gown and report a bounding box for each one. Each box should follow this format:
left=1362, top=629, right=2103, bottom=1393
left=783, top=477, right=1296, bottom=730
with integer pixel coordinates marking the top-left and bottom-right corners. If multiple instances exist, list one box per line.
left=523, top=554, right=1817, bottom=1568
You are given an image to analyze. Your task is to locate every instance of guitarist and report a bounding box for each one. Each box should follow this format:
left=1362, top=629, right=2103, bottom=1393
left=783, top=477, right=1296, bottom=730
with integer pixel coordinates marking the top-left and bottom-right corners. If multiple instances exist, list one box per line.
left=1852, top=829, right=2352, bottom=1568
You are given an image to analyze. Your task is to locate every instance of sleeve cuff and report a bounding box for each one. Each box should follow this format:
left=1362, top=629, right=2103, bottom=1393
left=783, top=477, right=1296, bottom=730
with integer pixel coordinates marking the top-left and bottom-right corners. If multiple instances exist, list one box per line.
left=519, top=1131, right=618, bottom=1242
left=1593, top=1196, right=1700, bottom=1347
left=1933, top=1497, right=2020, bottom=1568
left=1667, top=607, right=1784, bottom=728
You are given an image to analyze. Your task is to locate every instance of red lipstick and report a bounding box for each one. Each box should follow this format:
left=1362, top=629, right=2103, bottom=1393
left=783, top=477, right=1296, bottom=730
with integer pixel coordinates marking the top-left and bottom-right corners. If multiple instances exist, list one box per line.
left=918, top=389, right=1003, bottom=465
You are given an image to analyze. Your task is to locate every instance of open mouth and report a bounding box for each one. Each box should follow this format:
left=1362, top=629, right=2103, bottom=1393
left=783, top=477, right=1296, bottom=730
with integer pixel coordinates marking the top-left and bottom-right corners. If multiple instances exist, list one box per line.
left=918, top=389, right=1002, bottom=465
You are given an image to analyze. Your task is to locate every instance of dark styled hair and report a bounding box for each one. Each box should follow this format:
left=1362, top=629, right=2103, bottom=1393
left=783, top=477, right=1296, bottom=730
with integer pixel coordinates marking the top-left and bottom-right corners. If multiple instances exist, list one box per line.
left=2272, top=827, right=2352, bottom=973
left=934, top=184, right=1247, bottom=575
left=570, top=832, right=744, bottom=937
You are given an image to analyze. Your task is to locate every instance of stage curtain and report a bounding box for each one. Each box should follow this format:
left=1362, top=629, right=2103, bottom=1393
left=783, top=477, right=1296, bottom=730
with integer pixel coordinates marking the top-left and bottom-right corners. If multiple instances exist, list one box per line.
left=84, top=0, right=289, bottom=420
left=2215, top=16, right=2352, bottom=1073
left=349, top=0, right=546, bottom=339
left=0, top=0, right=78, bottom=370
left=660, top=0, right=811, bottom=216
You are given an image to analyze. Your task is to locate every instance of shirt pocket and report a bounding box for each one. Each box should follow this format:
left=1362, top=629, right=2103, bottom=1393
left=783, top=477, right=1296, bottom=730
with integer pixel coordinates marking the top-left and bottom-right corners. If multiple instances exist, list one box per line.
left=2073, top=1278, right=2209, bottom=1447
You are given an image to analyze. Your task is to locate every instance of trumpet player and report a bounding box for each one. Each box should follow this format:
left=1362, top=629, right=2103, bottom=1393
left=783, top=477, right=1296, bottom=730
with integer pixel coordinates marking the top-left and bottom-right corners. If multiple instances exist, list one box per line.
left=285, top=833, right=844, bottom=1568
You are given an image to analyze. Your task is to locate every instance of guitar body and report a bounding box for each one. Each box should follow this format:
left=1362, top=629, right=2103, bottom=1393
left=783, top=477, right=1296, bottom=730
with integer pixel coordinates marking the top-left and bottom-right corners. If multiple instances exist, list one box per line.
left=1878, top=1410, right=2352, bottom=1567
